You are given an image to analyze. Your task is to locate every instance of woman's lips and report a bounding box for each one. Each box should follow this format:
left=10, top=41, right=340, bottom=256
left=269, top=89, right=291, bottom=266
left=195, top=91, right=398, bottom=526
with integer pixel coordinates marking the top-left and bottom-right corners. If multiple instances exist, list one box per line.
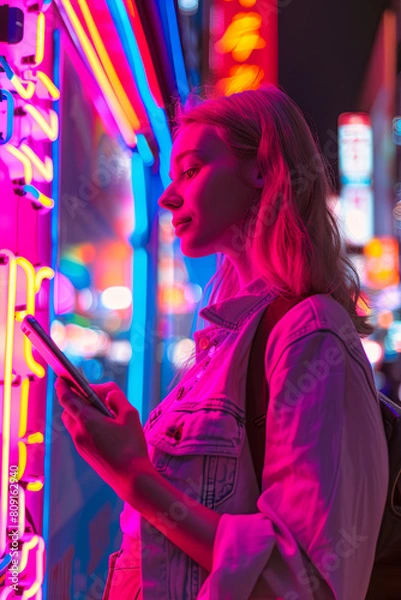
left=174, top=219, right=192, bottom=234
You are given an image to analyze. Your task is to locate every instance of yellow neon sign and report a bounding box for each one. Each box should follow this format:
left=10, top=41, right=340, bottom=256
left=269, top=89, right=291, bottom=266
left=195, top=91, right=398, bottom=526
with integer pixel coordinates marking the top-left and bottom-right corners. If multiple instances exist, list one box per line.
left=3, top=145, right=33, bottom=184
left=0, top=251, right=17, bottom=554
left=20, top=144, right=53, bottom=182
left=35, top=12, right=45, bottom=66
left=18, top=377, right=30, bottom=439
left=24, top=104, right=59, bottom=142
left=11, top=76, right=36, bottom=99
left=35, top=266, right=55, bottom=292
left=18, top=535, right=45, bottom=596
left=36, top=71, right=61, bottom=100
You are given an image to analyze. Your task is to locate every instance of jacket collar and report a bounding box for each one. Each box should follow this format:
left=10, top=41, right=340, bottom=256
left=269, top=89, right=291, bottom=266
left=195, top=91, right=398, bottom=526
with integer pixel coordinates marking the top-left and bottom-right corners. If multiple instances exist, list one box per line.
left=198, top=277, right=279, bottom=330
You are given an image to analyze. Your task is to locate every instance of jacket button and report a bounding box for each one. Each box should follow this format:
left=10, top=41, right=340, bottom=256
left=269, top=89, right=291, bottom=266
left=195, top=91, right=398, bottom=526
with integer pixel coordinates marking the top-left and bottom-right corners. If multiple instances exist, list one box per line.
left=199, top=337, right=210, bottom=350
left=176, top=386, right=185, bottom=400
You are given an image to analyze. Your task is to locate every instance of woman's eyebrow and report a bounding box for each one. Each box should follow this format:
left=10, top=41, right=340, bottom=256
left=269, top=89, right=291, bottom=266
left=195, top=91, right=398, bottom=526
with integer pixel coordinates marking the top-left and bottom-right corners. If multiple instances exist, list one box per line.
left=169, top=149, right=203, bottom=179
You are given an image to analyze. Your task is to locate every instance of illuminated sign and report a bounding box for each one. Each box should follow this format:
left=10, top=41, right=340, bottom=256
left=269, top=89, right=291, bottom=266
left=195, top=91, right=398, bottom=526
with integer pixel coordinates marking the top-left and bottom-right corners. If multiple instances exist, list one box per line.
left=338, top=113, right=373, bottom=185
left=0, top=3, right=58, bottom=596
left=338, top=112, right=374, bottom=247
left=208, top=0, right=277, bottom=95
left=0, top=249, right=54, bottom=596
left=340, top=185, right=374, bottom=246
left=364, top=237, right=399, bottom=289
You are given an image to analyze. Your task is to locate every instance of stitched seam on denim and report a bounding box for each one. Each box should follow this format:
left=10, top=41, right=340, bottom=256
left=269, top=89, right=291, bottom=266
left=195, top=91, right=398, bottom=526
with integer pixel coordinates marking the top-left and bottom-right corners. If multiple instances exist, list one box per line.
left=168, top=405, right=245, bottom=422
left=268, top=328, right=344, bottom=382
left=202, top=290, right=277, bottom=330
left=268, top=328, right=375, bottom=397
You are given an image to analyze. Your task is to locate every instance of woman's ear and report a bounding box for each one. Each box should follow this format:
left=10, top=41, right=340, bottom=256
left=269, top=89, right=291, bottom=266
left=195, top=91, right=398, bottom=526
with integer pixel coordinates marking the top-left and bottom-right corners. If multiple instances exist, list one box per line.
left=253, top=168, right=264, bottom=189
left=249, top=164, right=264, bottom=189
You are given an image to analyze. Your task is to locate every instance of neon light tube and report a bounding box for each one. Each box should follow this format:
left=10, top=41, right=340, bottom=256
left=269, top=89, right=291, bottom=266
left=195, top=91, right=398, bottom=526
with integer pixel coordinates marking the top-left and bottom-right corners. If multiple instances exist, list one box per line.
left=34, top=266, right=55, bottom=292
left=20, top=144, right=53, bottom=182
left=136, top=134, right=154, bottom=166
left=24, top=105, right=59, bottom=141
left=23, top=184, right=55, bottom=210
left=106, top=0, right=172, bottom=185
left=0, top=57, right=35, bottom=99
left=0, top=90, right=14, bottom=145
left=0, top=252, right=16, bottom=555
left=36, top=71, right=61, bottom=100
left=15, top=257, right=45, bottom=378
left=18, top=378, right=30, bottom=439
left=60, top=0, right=137, bottom=146
left=35, top=12, right=46, bottom=66
left=76, top=0, right=141, bottom=130
left=3, top=145, right=33, bottom=184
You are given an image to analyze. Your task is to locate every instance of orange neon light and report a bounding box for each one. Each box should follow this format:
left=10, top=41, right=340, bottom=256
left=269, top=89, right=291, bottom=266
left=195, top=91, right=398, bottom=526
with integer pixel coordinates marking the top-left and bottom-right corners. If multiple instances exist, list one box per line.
left=76, top=0, right=141, bottom=130
left=60, top=0, right=137, bottom=146
left=24, top=104, right=59, bottom=141
left=225, top=0, right=257, bottom=5
left=215, top=12, right=266, bottom=62
left=218, top=64, right=265, bottom=95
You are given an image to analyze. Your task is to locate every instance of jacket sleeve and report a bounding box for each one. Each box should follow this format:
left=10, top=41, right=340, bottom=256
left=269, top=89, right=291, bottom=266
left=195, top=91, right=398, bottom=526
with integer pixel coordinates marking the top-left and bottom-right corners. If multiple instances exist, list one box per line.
left=197, top=330, right=385, bottom=600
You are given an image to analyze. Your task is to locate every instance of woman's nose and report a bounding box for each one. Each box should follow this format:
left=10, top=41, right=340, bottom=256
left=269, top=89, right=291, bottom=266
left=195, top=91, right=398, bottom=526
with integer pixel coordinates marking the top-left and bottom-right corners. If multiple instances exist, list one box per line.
left=157, top=187, right=183, bottom=210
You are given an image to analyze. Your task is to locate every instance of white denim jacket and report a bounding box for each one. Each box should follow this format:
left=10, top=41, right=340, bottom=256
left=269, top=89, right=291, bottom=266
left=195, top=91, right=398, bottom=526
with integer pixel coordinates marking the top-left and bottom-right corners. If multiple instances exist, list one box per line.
left=119, top=277, right=389, bottom=599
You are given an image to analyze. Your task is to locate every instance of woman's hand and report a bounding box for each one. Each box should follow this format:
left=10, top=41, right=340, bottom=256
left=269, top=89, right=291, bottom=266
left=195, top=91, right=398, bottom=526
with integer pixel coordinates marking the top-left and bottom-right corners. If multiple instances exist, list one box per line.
left=54, top=377, right=156, bottom=504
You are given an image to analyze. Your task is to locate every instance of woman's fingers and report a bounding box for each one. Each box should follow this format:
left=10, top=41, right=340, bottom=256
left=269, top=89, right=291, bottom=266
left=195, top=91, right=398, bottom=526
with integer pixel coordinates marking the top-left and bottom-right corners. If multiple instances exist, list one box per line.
left=89, top=382, right=132, bottom=417
left=61, top=409, right=76, bottom=431
left=89, top=381, right=120, bottom=398
left=54, top=377, right=89, bottom=420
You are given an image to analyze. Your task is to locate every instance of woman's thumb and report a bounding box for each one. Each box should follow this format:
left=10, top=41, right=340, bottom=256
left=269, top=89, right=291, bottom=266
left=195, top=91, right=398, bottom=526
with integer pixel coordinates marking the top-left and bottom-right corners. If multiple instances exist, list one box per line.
left=104, top=388, right=128, bottom=415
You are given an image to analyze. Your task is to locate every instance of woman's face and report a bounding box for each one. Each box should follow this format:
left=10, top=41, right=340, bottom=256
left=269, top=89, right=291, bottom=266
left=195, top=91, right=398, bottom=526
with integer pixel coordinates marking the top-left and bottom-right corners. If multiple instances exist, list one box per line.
left=158, top=122, right=261, bottom=258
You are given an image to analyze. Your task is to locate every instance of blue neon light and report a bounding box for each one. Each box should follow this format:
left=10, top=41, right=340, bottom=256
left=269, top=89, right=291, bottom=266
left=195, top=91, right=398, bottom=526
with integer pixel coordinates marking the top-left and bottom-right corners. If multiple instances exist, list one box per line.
left=163, top=0, right=190, bottom=103
left=0, top=89, right=14, bottom=144
left=136, top=133, right=154, bottom=167
left=105, top=0, right=172, bottom=187
left=42, top=27, right=61, bottom=600
left=127, top=247, right=147, bottom=416
left=0, top=56, right=13, bottom=79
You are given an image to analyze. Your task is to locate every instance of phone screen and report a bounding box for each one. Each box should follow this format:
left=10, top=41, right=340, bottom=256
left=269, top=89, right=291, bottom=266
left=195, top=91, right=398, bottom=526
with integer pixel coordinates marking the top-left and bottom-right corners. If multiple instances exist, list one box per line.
left=21, top=315, right=115, bottom=418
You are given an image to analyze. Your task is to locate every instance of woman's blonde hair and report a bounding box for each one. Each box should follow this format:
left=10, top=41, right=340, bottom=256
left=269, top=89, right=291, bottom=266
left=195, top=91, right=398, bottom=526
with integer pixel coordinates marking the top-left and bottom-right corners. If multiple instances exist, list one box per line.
left=167, top=84, right=373, bottom=389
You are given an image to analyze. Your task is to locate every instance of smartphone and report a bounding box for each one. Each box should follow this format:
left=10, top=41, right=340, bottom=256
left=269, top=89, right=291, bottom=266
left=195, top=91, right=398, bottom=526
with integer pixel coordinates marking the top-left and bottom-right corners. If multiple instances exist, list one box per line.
left=21, top=314, right=115, bottom=418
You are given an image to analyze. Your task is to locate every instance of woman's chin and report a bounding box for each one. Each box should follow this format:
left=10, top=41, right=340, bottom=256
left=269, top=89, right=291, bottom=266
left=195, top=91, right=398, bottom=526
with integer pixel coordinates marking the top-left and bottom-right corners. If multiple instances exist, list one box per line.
left=178, top=238, right=215, bottom=259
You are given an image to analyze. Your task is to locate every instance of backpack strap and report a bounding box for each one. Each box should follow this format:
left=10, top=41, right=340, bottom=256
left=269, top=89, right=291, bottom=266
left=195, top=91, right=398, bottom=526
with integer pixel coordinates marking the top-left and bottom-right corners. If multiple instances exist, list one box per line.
left=245, top=295, right=302, bottom=492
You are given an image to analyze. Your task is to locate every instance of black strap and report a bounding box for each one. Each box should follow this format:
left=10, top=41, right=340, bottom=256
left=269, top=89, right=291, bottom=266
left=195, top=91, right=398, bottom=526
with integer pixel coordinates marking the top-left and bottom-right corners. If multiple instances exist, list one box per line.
left=245, top=296, right=302, bottom=491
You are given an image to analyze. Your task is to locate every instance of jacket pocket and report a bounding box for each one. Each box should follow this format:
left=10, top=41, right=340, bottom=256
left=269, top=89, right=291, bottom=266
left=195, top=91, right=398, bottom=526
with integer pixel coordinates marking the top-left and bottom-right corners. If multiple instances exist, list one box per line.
left=102, top=549, right=142, bottom=600
left=146, top=396, right=246, bottom=508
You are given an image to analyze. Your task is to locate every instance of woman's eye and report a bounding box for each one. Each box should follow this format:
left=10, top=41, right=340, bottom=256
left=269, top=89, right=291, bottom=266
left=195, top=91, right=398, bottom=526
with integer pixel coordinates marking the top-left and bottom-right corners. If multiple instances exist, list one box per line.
left=183, top=167, right=199, bottom=179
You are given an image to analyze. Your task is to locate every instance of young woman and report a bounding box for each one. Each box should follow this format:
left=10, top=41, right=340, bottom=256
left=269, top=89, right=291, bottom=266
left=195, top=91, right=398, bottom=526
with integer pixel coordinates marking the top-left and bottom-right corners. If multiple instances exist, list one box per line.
left=55, top=85, right=389, bottom=599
